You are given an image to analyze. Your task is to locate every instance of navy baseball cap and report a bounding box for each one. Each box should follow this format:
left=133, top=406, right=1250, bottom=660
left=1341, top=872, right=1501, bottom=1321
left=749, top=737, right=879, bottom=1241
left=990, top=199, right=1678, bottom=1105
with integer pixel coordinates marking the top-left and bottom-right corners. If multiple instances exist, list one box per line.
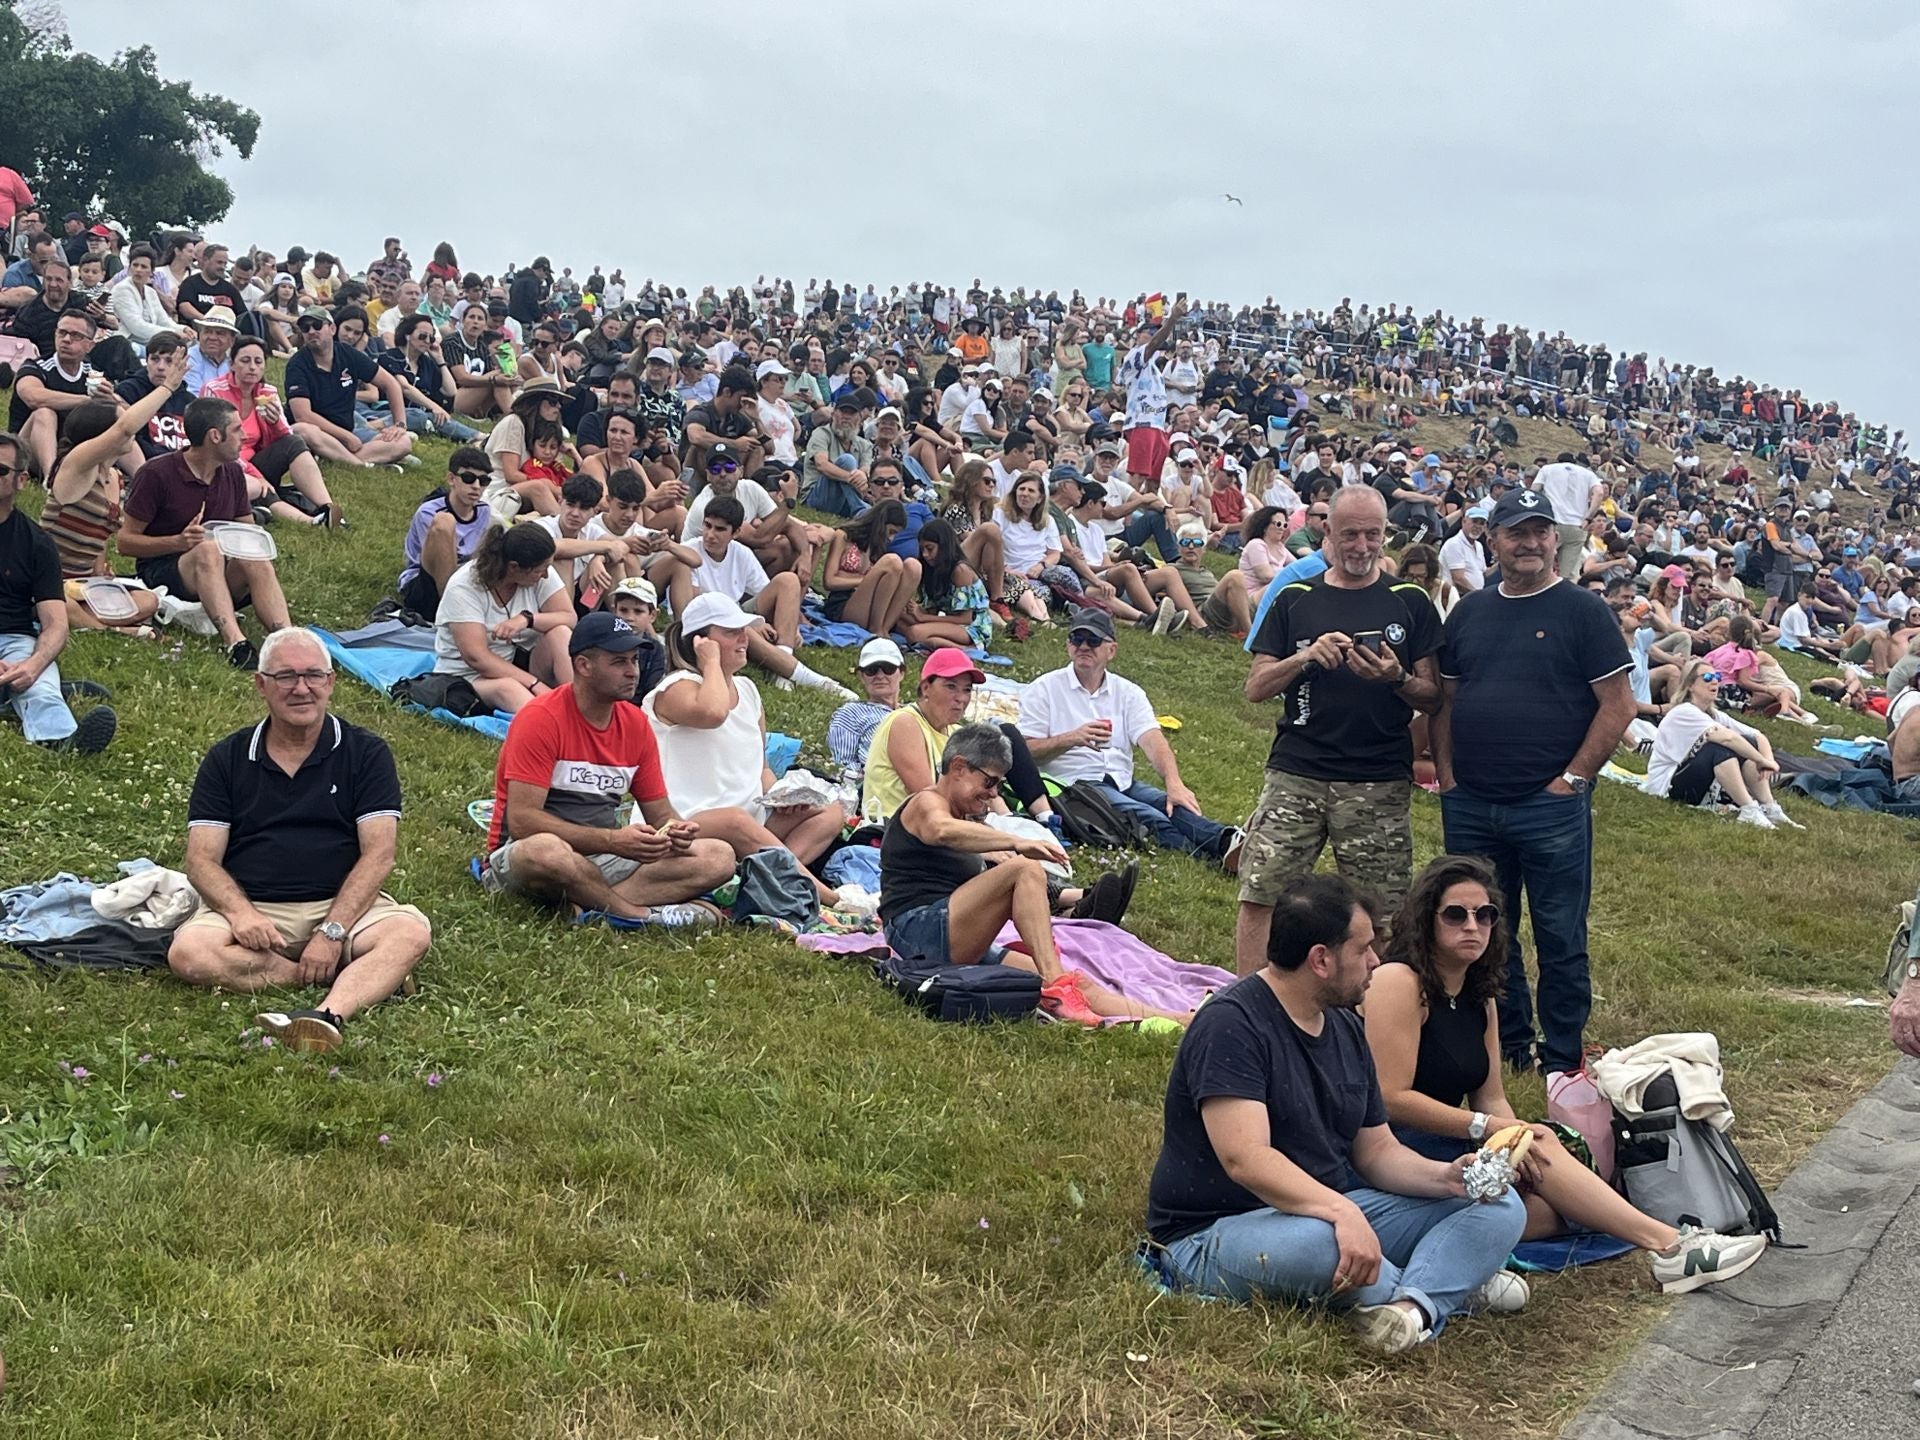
left=1489, top=488, right=1554, bottom=528
left=568, top=612, right=645, bottom=657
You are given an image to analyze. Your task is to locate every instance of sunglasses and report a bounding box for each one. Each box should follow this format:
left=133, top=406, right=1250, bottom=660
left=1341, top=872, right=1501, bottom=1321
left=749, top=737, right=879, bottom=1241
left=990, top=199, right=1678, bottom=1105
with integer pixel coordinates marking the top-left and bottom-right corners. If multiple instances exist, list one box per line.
left=707, top=460, right=738, bottom=475
left=1438, top=903, right=1501, bottom=928
left=452, top=469, right=488, bottom=483
left=296, top=318, right=326, bottom=331
left=1067, top=632, right=1106, bottom=649
left=0, top=463, right=19, bottom=477
left=859, top=663, right=901, bottom=676
left=1177, top=538, right=1205, bottom=549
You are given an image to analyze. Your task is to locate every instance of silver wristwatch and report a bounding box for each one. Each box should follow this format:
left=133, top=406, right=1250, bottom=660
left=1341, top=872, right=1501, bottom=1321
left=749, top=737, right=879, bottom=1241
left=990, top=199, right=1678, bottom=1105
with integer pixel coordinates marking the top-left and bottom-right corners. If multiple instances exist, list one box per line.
left=317, top=920, right=348, bottom=944
left=1906, top=959, right=1919, bottom=983
left=1468, top=1111, right=1490, bottom=1142
left=1561, top=771, right=1592, bottom=795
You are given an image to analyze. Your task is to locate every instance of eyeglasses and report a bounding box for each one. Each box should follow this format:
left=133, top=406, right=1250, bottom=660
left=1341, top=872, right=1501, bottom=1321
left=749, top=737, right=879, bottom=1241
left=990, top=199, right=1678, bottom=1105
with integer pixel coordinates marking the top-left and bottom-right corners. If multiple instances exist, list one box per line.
left=1438, top=903, right=1501, bottom=928
left=1067, top=632, right=1106, bottom=649
left=296, top=318, right=326, bottom=332
left=859, top=663, right=901, bottom=676
left=261, top=669, right=334, bottom=689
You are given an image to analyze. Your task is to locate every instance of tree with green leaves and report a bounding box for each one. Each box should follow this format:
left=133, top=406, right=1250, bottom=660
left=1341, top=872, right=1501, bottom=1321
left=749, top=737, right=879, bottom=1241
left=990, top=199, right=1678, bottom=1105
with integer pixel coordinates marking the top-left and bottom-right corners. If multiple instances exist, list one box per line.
left=0, top=1, right=259, bottom=237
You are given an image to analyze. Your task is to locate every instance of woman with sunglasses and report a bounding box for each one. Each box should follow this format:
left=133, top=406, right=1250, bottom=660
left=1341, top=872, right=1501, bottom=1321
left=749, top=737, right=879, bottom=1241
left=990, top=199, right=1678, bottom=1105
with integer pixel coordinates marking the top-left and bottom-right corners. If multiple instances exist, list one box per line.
left=1645, top=658, right=1799, bottom=828
left=1365, top=854, right=1768, bottom=1294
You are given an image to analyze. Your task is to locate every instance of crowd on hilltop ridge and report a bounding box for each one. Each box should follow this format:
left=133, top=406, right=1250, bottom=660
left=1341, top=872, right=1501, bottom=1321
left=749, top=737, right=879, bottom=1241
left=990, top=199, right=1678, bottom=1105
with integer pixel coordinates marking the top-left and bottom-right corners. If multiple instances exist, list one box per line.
left=6, top=182, right=1920, bottom=1371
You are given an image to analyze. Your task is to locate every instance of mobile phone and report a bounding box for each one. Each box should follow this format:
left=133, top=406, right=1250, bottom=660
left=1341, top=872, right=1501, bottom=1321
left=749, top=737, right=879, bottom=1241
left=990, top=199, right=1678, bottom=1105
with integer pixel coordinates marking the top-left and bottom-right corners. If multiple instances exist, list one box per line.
left=1354, top=631, right=1386, bottom=655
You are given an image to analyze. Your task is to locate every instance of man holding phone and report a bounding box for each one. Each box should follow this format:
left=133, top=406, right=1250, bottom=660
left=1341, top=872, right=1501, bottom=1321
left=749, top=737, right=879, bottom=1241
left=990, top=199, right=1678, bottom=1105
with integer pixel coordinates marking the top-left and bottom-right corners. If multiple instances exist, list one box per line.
left=1235, top=487, right=1442, bottom=974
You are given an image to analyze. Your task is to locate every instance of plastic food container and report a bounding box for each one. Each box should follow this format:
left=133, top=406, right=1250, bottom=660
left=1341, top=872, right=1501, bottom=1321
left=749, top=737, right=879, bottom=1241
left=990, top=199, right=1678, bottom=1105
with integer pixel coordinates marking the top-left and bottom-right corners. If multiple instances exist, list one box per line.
left=205, top=522, right=279, bottom=561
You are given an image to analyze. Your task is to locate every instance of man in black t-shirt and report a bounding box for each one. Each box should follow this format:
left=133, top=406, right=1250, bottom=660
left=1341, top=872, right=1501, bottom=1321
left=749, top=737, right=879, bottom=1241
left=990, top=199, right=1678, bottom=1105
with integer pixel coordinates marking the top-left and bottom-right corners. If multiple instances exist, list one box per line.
left=1434, top=487, right=1635, bottom=1075
left=283, top=308, right=415, bottom=467
left=168, top=627, right=431, bottom=1055
left=1236, top=488, right=1441, bottom=973
left=1145, top=874, right=1526, bottom=1354
left=0, top=431, right=117, bottom=751
left=682, top=365, right=764, bottom=477
left=174, top=244, right=245, bottom=325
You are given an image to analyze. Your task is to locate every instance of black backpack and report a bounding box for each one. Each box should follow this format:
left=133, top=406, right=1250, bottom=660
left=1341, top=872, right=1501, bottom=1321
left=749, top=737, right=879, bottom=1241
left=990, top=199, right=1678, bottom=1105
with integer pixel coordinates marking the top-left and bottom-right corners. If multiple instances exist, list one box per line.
left=875, top=954, right=1040, bottom=1022
left=391, top=672, right=485, bottom=719
left=1612, top=1073, right=1783, bottom=1242
left=1052, top=781, right=1148, bottom=849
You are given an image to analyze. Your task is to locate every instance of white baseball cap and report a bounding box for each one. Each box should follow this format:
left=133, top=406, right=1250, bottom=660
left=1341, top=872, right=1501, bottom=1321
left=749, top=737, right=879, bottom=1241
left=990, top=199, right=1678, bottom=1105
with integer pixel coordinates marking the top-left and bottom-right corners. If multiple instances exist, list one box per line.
left=1388, top=450, right=1409, bottom=464
left=679, top=592, right=765, bottom=632
left=857, top=637, right=905, bottom=669
left=754, top=358, right=790, bottom=380
left=1175, top=447, right=1200, bottom=464
left=610, top=576, right=657, bottom=607
left=644, top=346, right=677, bottom=365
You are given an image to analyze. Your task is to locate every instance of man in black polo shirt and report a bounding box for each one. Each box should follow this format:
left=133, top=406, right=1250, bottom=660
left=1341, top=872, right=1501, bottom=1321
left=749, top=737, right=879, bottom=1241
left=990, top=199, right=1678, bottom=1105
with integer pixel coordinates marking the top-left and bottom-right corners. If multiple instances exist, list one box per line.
left=168, top=627, right=431, bottom=1054
left=1236, top=486, right=1442, bottom=973
left=283, top=307, right=415, bottom=469
left=1433, top=486, right=1635, bottom=1076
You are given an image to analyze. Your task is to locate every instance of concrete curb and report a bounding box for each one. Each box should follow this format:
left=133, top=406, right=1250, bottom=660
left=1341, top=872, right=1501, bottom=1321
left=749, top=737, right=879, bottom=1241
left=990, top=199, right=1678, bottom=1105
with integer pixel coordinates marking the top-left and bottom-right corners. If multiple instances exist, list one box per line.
left=1561, top=1057, right=1920, bottom=1440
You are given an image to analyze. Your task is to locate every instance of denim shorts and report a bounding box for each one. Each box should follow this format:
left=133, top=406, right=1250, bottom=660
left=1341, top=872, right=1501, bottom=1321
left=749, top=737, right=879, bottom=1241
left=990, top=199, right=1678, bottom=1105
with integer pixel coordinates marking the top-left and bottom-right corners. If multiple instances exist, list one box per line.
left=884, top=899, right=951, bottom=965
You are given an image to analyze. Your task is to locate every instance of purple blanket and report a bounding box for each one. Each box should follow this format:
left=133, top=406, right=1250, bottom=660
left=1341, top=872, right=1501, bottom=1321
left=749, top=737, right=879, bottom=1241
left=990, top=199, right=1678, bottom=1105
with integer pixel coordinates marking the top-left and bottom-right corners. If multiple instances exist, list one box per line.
left=798, top=919, right=1232, bottom=1013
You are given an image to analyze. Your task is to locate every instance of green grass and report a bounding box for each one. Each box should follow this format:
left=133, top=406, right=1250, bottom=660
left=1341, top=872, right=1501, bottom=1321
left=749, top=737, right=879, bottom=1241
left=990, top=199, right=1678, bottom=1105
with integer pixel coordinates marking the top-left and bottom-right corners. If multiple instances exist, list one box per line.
left=0, top=427, right=1907, bottom=1439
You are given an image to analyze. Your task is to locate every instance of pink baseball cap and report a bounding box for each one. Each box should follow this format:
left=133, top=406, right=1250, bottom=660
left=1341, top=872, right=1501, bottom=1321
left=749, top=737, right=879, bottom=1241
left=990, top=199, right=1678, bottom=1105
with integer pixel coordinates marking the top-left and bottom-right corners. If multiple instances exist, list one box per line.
left=921, top=649, right=985, bottom=684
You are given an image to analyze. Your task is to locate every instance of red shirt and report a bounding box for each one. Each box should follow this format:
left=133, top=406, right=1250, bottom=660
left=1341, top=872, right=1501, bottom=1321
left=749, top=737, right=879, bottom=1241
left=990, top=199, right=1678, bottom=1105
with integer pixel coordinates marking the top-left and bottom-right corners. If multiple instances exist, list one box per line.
left=489, top=685, right=666, bottom=851
left=1210, top=484, right=1247, bottom=526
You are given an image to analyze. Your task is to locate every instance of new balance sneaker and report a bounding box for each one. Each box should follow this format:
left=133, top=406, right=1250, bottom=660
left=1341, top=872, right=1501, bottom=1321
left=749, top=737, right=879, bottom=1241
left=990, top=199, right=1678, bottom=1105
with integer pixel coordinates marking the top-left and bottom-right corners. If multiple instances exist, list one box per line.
left=1466, top=1269, right=1530, bottom=1315
left=257, top=1008, right=344, bottom=1054
left=1037, top=973, right=1102, bottom=1027
left=1652, top=1226, right=1768, bottom=1294
left=1347, top=1301, right=1432, bottom=1355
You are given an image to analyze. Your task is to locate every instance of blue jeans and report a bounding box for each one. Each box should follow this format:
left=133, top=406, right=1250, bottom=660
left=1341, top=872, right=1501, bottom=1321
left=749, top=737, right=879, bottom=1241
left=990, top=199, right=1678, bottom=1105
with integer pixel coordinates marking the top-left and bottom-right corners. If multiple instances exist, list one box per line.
left=0, top=633, right=76, bottom=744
left=1123, top=507, right=1181, bottom=565
left=1159, top=1187, right=1527, bottom=1328
left=806, top=454, right=866, bottom=517
left=1092, top=779, right=1230, bottom=859
left=1440, top=787, right=1594, bottom=1073
left=404, top=405, right=480, bottom=442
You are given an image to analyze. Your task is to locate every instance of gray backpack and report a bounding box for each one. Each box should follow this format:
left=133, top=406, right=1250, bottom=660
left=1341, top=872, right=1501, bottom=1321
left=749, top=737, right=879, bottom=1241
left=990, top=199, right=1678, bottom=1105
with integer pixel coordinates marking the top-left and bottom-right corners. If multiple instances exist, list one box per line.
left=1611, top=1073, right=1782, bottom=1243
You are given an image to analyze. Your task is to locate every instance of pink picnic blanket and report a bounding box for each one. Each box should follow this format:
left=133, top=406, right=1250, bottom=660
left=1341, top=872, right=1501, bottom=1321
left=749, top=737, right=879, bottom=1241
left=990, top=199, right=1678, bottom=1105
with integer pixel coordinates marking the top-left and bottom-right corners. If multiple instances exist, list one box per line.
left=798, top=918, right=1232, bottom=1013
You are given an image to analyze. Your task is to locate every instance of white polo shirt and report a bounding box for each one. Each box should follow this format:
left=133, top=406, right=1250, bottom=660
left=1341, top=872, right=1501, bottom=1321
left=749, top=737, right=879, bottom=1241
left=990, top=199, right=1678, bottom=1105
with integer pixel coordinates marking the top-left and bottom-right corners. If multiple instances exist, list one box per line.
left=1017, top=664, right=1159, bottom=789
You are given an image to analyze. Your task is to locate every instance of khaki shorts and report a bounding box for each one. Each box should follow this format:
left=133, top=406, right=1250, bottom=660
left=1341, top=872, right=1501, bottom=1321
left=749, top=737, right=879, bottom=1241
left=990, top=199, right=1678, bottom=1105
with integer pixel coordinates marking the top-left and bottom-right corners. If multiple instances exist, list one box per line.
left=1237, top=769, right=1413, bottom=918
left=178, top=892, right=431, bottom=949
left=480, top=840, right=637, bottom=899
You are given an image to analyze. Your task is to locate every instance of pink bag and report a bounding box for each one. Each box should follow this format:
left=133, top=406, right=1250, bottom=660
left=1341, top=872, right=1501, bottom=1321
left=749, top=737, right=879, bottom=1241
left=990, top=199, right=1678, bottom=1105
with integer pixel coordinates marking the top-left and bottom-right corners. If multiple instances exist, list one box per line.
left=1547, top=1068, right=1616, bottom=1182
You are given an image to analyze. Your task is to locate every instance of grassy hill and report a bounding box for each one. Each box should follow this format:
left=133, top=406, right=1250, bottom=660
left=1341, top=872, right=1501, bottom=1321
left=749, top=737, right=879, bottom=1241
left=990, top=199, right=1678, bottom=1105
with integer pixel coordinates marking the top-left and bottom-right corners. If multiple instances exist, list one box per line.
left=0, top=430, right=1906, bottom=1440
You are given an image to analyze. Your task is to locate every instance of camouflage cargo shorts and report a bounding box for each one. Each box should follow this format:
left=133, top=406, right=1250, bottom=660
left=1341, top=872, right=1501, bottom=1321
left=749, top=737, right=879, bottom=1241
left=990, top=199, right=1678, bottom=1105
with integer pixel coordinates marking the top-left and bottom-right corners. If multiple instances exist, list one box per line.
left=1236, top=769, right=1414, bottom=917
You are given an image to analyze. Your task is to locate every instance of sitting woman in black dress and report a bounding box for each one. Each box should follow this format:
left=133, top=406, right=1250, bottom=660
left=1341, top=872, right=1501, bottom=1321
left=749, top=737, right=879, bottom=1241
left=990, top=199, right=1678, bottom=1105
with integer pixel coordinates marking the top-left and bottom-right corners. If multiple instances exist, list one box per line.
left=1362, top=854, right=1766, bottom=1294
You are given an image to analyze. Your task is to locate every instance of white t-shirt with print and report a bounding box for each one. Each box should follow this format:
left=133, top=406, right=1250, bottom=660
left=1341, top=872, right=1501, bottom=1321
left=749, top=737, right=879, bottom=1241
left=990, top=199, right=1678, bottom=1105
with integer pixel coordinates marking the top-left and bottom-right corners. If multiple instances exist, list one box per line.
left=432, top=561, right=565, bottom=675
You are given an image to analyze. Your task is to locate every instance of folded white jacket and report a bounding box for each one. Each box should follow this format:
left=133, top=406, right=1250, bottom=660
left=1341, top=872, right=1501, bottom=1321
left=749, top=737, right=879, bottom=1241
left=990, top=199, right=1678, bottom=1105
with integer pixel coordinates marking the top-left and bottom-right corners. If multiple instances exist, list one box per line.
left=1591, top=1032, right=1734, bottom=1133
left=91, top=865, right=199, bottom=930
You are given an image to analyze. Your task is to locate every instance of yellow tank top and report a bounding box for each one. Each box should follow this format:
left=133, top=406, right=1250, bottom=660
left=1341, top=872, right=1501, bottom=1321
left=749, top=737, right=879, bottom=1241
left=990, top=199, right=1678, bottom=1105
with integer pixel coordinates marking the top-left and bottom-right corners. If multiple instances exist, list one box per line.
left=861, top=705, right=953, bottom=825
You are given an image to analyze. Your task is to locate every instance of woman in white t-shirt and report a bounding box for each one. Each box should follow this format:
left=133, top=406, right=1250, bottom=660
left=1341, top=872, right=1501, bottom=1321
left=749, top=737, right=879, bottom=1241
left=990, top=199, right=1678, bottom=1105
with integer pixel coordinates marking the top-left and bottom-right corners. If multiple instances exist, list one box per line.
left=1644, top=659, right=1800, bottom=829
left=432, top=523, right=576, bottom=713
left=997, top=473, right=1062, bottom=583
left=643, top=594, right=848, bottom=905
left=754, top=360, right=800, bottom=464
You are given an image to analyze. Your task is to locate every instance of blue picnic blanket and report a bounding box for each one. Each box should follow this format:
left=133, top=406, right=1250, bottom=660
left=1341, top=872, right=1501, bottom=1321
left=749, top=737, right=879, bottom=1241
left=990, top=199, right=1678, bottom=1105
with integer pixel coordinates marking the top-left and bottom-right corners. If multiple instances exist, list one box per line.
left=1815, top=736, right=1888, bottom=762
left=1510, top=1229, right=1639, bottom=1273
left=797, top=597, right=1012, bottom=667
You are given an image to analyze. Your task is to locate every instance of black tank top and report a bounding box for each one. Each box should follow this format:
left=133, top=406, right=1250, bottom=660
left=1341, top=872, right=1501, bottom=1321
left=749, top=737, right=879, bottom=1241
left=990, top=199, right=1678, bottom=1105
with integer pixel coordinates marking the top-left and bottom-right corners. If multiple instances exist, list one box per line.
left=878, top=799, right=985, bottom=924
left=1411, top=989, right=1491, bottom=1107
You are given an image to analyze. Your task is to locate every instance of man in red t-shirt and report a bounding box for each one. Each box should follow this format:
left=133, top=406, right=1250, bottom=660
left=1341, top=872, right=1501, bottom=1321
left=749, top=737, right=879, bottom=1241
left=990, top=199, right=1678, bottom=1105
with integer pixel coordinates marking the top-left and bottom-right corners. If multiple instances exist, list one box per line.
left=478, top=612, right=736, bottom=928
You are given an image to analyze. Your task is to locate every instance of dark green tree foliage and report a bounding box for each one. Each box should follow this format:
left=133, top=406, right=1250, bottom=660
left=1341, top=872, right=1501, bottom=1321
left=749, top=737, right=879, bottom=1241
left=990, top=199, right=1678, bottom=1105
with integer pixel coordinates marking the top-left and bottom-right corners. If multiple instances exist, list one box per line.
left=0, top=2, right=259, bottom=235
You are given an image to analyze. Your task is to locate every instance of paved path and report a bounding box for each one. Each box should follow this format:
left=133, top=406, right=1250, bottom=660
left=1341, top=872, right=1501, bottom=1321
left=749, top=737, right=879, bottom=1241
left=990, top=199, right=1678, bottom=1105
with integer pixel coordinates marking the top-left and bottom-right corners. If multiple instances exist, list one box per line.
left=1562, top=1059, right=1920, bottom=1440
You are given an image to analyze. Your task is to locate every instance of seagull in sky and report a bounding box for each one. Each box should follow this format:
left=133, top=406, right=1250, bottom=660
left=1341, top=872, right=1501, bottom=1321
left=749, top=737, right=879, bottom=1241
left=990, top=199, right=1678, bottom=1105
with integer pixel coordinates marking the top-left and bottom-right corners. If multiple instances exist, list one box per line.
left=1224, top=193, right=1243, bottom=205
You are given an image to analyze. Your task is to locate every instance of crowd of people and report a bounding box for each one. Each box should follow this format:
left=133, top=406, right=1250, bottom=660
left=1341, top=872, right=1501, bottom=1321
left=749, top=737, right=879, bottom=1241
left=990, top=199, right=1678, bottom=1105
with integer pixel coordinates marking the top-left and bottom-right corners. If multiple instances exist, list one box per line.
left=4, top=204, right=1918, bottom=1362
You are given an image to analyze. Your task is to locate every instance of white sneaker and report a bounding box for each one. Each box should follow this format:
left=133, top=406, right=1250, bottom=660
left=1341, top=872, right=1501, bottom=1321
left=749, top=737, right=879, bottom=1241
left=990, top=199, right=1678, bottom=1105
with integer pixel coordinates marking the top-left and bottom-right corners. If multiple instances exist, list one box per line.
left=1736, top=803, right=1776, bottom=829
left=1763, top=803, right=1806, bottom=830
left=1151, top=596, right=1177, bottom=636
left=1347, top=1301, right=1432, bottom=1355
left=1467, top=1269, right=1530, bottom=1315
left=1651, top=1225, right=1768, bottom=1294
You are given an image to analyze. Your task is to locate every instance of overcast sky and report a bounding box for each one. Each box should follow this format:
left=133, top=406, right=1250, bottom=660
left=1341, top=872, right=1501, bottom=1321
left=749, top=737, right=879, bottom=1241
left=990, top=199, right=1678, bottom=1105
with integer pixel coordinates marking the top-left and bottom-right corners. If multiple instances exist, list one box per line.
left=67, top=0, right=1920, bottom=433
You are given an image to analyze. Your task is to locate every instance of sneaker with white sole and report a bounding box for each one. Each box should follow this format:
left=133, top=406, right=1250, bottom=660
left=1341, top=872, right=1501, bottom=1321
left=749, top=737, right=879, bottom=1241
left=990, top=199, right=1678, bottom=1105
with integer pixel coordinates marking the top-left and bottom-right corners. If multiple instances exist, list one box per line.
left=1651, top=1225, right=1768, bottom=1294
left=1151, top=596, right=1177, bottom=636
left=1736, top=803, right=1776, bottom=829
left=1466, top=1269, right=1530, bottom=1315
left=256, top=1008, right=344, bottom=1054
left=1762, top=803, right=1806, bottom=830
left=1346, top=1301, right=1432, bottom=1355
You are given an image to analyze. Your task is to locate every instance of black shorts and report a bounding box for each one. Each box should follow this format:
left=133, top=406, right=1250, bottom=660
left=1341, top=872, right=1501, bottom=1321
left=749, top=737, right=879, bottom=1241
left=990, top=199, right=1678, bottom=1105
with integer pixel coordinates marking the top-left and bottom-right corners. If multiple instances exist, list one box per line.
left=397, top=569, right=442, bottom=620
left=822, top=587, right=851, bottom=623
left=1669, top=740, right=1738, bottom=807
left=134, top=552, right=253, bottom=610
left=254, top=432, right=310, bottom=486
